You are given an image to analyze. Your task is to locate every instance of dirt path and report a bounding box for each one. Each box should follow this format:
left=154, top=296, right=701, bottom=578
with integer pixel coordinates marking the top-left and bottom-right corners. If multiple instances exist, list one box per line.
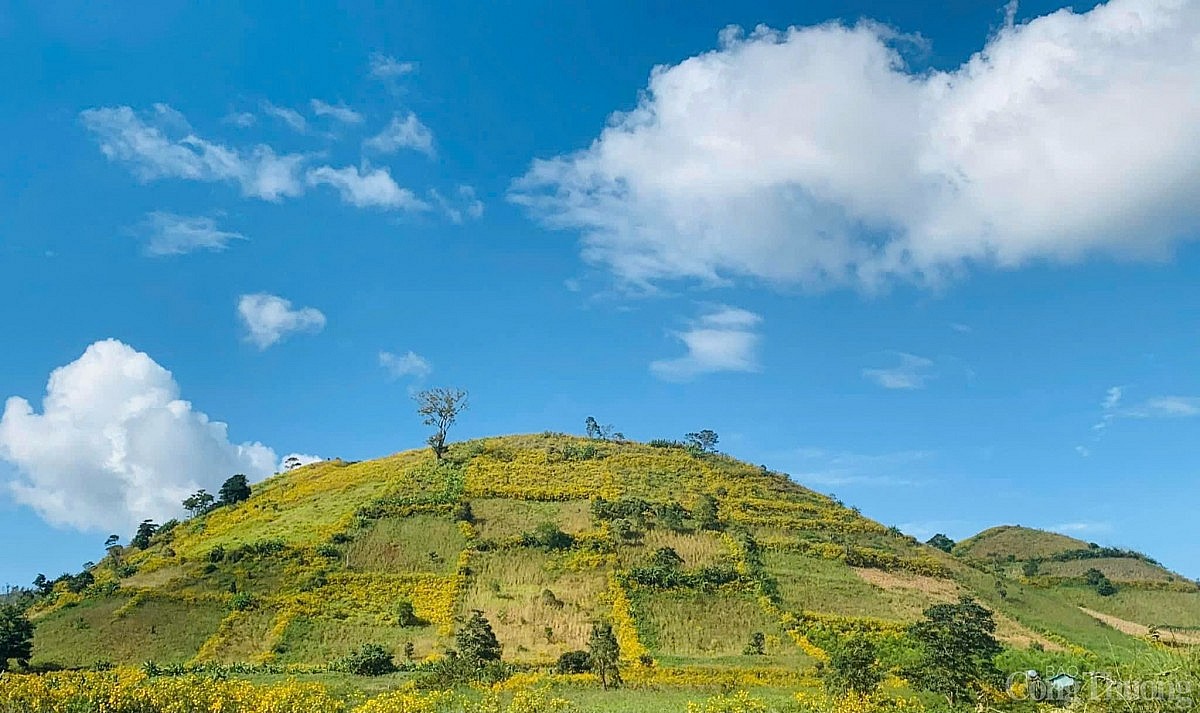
left=1079, top=607, right=1200, bottom=645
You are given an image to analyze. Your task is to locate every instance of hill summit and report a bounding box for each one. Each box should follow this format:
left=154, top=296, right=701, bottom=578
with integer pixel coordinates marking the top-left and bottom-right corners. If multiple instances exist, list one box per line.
left=25, top=433, right=1200, bottom=671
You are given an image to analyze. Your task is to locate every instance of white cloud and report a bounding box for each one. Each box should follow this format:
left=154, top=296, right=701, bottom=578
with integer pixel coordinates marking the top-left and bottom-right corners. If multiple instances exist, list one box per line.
left=379, top=350, right=432, bottom=380
left=135, top=211, right=246, bottom=256
left=280, top=453, right=324, bottom=470
left=0, top=340, right=276, bottom=533
left=650, top=305, right=762, bottom=381
left=950, top=323, right=972, bottom=333
left=81, top=104, right=306, bottom=201
left=262, top=101, right=307, bottom=133
left=513, top=0, right=1200, bottom=291
left=310, top=99, right=363, bottom=124
left=788, top=447, right=933, bottom=487
left=306, top=164, right=428, bottom=211
left=1049, top=521, right=1112, bottom=536
left=223, top=111, right=256, bottom=128
left=237, top=293, right=327, bottom=349
left=364, top=113, right=435, bottom=156
left=1125, top=395, right=1200, bottom=418
left=430, top=185, right=485, bottom=223
left=863, top=352, right=934, bottom=389
left=369, top=52, right=417, bottom=79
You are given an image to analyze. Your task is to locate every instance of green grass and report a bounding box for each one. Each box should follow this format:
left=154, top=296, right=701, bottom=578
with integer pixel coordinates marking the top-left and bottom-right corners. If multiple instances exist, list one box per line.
left=470, top=498, right=592, bottom=539
left=955, top=525, right=1088, bottom=561
left=1041, top=557, right=1179, bottom=583
left=345, top=514, right=468, bottom=575
left=1062, top=586, right=1200, bottom=629
left=274, top=615, right=443, bottom=665
left=631, top=588, right=802, bottom=662
left=31, top=595, right=226, bottom=667
left=768, top=551, right=911, bottom=620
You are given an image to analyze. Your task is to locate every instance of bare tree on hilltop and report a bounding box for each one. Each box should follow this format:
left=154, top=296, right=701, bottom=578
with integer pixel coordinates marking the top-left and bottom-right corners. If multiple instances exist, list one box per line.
left=416, top=388, right=469, bottom=460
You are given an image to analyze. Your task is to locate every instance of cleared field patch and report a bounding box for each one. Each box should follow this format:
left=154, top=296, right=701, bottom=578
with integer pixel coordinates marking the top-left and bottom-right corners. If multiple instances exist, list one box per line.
left=768, top=552, right=904, bottom=620
left=195, top=609, right=277, bottom=663
left=1042, top=557, right=1179, bottom=583
left=632, top=589, right=799, bottom=662
left=1064, top=587, right=1200, bottom=630
left=459, top=550, right=608, bottom=661
left=618, top=530, right=729, bottom=569
left=31, top=595, right=225, bottom=667
left=346, top=514, right=467, bottom=574
left=470, top=498, right=591, bottom=539
left=1078, top=607, right=1200, bottom=645
left=274, top=614, right=444, bottom=665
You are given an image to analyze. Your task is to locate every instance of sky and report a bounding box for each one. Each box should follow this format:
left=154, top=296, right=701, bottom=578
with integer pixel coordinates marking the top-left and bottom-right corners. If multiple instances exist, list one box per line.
left=2, top=0, right=1199, bottom=587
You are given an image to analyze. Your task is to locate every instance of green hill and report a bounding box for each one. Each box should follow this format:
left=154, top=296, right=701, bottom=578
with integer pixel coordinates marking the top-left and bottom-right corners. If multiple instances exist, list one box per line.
left=22, top=434, right=1200, bottom=677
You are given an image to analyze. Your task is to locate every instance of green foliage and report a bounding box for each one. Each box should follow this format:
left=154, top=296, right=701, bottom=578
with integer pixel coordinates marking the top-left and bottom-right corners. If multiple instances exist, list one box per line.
left=925, top=533, right=955, bottom=553
left=0, top=604, right=34, bottom=672
left=218, top=474, right=251, bottom=506
left=555, top=649, right=592, bottom=674
left=182, top=489, right=215, bottom=517
left=456, top=610, right=501, bottom=666
left=130, top=520, right=159, bottom=550
left=329, top=643, right=397, bottom=676
left=684, top=429, right=719, bottom=454
left=694, top=494, right=722, bottom=532
left=229, top=593, right=257, bottom=612
left=741, top=631, right=766, bottom=656
left=650, top=547, right=684, bottom=569
left=521, top=522, right=575, bottom=551
left=395, top=599, right=421, bottom=627
left=587, top=620, right=622, bottom=690
left=905, top=596, right=1002, bottom=707
left=825, top=635, right=883, bottom=696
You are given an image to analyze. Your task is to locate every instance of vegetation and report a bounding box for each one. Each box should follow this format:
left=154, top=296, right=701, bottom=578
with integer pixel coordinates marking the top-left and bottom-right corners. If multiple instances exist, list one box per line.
left=906, top=596, right=1002, bottom=707
left=415, top=387, right=469, bottom=460
left=0, top=604, right=33, bottom=672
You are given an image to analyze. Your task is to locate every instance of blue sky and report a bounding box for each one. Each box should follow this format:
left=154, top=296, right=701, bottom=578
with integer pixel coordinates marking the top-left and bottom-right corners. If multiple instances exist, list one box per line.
left=3, top=0, right=1200, bottom=587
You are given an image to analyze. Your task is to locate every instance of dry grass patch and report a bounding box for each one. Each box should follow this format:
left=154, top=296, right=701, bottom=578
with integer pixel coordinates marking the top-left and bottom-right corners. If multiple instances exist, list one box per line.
left=459, top=551, right=608, bottom=661
left=346, top=514, right=467, bottom=574
left=470, top=498, right=592, bottom=539
left=619, top=530, right=728, bottom=568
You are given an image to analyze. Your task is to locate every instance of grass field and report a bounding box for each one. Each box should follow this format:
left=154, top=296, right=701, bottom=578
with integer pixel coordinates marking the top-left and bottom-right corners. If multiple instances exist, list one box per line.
left=346, top=514, right=468, bottom=575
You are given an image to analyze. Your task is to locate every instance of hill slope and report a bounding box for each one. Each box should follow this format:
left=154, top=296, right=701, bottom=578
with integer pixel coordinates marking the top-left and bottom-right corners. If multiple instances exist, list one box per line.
left=25, top=434, right=1194, bottom=672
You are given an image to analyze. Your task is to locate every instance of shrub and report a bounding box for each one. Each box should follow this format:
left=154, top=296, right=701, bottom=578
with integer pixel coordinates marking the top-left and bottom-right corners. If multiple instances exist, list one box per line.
left=555, top=649, right=592, bottom=674
left=521, top=522, right=575, bottom=551
left=230, top=593, right=257, bottom=612
left=742, top=632, right=766, bottom=656
left=330, top=643, right=396, bottom=676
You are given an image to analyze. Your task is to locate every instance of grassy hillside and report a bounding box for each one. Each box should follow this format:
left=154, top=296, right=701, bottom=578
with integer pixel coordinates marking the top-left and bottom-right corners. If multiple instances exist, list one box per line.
left=21, top=433, right=1194, bottom=694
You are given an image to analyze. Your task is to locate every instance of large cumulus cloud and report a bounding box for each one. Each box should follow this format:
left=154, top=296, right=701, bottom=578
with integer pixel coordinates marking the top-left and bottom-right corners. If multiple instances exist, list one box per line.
left=513, top=0, right=1200, bottom=290
left=0, top=340, right=277, bottom=533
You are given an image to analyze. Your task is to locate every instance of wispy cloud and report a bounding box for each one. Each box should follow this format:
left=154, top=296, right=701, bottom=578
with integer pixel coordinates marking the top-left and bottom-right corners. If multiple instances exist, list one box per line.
left=306, top=164, right=428, bottom=211
left=135, top=212, right=245, bottom=256
left=430, top=185, right=484, bottom=223
left=310, top=99, right=363, bottom=124
left=379, top=350, right=432, bottom=381
left=369, top=53, right=417, bottom=80
left=862, top=352, right=934, bottom=390
left=950, top=323, right=972, bottom=333
left=81, top=104, right=306, bottom=201
left=1048, top=521, right=1112, bottom=536
left=223, top=111, right=256, bottom=128
left=262, top=101, right=307, bottom=133
left=1124, top=396, right=1200, bottom=418
left=237, top=293, right=326, bottom=349
left=650, top=305, right=762, bottom=382
left=364, top=113, right=435, bottom=156
left=787, top=448, right=934, bottom=487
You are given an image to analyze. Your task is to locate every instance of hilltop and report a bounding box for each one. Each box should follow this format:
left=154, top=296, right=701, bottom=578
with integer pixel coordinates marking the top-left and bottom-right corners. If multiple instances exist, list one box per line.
left=22, top=433, right=1200, bottom=678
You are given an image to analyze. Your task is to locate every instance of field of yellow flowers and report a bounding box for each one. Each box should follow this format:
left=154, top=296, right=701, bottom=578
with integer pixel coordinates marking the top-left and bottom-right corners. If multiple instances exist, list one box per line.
left=0, top=669, right=943, bottom=713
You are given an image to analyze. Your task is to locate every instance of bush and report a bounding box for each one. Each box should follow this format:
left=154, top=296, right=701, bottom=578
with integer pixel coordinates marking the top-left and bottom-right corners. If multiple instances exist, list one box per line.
left=229, top=593, right=257, bottom=612
left=521, top=522, right=575, bottom=551
left=330, top=643, right=396, bottom=676
left=555, top=650, right=592, bottom=674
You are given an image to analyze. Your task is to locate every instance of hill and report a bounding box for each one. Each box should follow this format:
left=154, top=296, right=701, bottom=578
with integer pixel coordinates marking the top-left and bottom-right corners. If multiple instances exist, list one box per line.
left=20, top=434, right=1200, bottom=687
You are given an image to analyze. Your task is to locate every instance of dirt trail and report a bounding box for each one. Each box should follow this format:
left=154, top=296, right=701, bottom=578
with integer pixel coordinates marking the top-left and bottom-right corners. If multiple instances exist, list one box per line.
left=1079, top=607, right=1200, bottom=645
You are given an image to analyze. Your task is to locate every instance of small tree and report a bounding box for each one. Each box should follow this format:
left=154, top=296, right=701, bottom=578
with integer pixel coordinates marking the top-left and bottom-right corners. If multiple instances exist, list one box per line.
left=825, top=635, right=883, bottom=696
left=456, top=610, right=501, bottom=666
left=31, top=575, right=51, bottom=597
left=1022, top=559, right=1041, bottom=577
left=906, top=596, right=1002, bottom=708
left=415, top=388, right=469, bottom=460
left=218, top=474, right=251, bottom=506
left=183, top=489, right=216, bottom=517
left=396, top=599, right=420, bottom=627
left=695, top=494, right=722, bottom=531
left=0, top=604, right=34, bottom=672
left=130, top=520, right=158, bottom=550
left=650, top=547, right=684, bottom=569
left=684, top=430, right=719, bottom=454
left=742, top=632, right=766, bottom=656
left=925, top=533, right=955, bottom=553
left=587, top=620, right=622, bottom=690
left=283, top=456, right=303, bottom=471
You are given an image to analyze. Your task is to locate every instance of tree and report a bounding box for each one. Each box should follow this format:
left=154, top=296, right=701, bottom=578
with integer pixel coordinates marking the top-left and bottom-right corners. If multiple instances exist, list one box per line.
left=31, top=574, right=52, bottom=597
left=650, top=547, right=684, bottom=570
left=906, top=596, right=1002, bottom=708
left=183, top=489, right=216, bottom=517
left=415, top=388, right=469, bottom=460
left=585, top=416, right=620, bottom=441
left=926, top=533, right=955, bottom=553
left=218, top=474, right=251, bottom=506
left=0, top=604, right=33, bottom=672
left=695, top=494, right=722, bottom=531
left=587, top=620, right=622, bottom=690
left=396, top=599, right=420, bottom=627
left=825, top=635, right=883, bottom=696
left=1022, top=559, right=1041, bottom=577
left=283, top=456, right=303, bottom=471
left=456, top=610, right=501, bottom=666
left=684, top=429, right=719, bottom=454
left=130, top=520, right=159, bottom=550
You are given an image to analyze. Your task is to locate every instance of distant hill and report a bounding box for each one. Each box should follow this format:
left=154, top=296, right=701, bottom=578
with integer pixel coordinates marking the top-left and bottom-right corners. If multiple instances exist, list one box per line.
left=22, top=434, right=1200, bottom=671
